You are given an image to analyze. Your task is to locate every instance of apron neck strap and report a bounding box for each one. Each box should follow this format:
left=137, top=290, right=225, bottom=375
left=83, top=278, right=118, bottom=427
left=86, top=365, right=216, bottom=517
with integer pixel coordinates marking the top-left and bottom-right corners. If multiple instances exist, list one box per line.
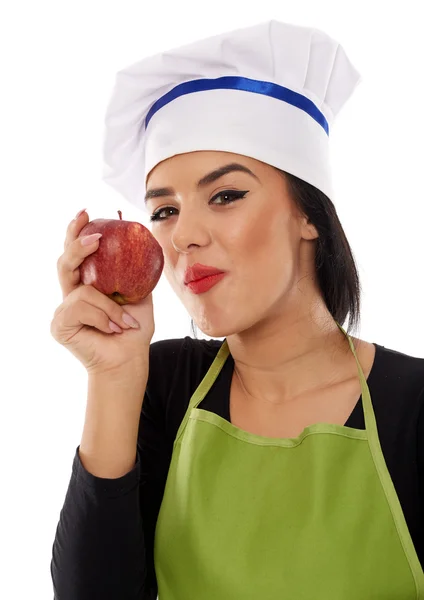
left=336, top=321, right=377, bottom=435
left=181, top=321, right=378, bottom=441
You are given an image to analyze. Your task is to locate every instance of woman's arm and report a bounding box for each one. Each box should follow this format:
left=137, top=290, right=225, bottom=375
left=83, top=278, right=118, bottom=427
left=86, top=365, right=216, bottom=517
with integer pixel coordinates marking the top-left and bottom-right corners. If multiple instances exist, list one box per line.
left=50, top=347, right=172, bottom=600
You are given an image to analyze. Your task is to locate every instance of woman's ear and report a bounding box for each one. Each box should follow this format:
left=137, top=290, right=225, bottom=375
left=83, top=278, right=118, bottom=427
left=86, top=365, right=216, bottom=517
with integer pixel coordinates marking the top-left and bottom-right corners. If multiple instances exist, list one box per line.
left=301, top=216, right=319, bottom=241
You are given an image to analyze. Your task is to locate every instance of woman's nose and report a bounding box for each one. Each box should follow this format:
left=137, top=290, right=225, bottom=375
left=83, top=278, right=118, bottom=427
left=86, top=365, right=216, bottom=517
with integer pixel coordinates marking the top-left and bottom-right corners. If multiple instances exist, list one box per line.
left=171, top=208, right=210, bottom=253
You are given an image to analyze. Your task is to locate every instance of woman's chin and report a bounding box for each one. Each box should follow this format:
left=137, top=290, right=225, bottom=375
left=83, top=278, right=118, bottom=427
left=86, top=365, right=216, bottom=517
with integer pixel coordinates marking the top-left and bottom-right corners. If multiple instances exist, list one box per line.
left=191, top=316, right=242, bottom=339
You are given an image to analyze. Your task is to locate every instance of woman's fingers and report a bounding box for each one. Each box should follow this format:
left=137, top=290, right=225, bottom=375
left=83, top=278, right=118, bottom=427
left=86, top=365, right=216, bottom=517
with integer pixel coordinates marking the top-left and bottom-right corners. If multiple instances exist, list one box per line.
left=57, top=209, right=100, bottom=300
left=63, top=208, right=89, bottom=251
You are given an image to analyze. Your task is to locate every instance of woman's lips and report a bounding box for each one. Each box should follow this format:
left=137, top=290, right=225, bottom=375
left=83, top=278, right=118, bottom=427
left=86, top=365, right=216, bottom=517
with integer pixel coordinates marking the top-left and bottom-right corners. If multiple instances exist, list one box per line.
left=186, top=272, right=226, bottom=294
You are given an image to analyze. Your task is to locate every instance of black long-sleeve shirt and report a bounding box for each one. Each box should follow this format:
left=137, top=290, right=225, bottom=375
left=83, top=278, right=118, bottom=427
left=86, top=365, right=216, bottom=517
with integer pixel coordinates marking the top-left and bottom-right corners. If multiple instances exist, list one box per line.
left=51, top=336, right=424, bottom=599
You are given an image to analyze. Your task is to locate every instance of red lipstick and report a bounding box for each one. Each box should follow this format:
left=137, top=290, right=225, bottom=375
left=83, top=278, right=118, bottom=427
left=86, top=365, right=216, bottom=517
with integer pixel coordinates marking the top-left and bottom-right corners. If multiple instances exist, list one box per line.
left=184, top=263, right=225, bottom=284
left=184, top=263, right=226, bottom=294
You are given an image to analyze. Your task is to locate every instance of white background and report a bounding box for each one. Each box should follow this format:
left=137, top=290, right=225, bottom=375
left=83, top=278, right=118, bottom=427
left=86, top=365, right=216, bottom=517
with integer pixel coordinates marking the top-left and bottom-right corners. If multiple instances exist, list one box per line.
left=1, top=0, right=423, bottom=598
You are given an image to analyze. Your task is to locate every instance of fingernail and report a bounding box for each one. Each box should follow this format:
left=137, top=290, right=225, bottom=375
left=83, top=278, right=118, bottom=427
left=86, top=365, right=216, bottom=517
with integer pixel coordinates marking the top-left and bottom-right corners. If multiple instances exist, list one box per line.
left=74, top=208, right=87, bottom=220
left=81, top=233, right=102, bottom=246
left=109, top=320, right=123, bottom=333
left=122, top=312, right=140, bottom=328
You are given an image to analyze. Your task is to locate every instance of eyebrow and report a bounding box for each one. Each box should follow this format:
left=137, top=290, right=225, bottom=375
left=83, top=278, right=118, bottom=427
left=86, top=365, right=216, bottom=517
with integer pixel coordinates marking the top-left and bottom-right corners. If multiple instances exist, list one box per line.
left=144, top=162, right=260, bottom=204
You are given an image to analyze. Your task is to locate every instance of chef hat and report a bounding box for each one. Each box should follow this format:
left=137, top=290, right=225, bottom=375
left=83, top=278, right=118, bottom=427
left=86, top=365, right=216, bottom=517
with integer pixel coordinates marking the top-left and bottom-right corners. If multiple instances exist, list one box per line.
left=102, top=19, right=361, bottom=212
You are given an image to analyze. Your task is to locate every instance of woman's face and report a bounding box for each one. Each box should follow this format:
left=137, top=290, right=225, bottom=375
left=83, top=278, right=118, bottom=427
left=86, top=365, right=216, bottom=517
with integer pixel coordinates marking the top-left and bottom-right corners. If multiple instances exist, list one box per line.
left=145, top=151, right=319, bottom=338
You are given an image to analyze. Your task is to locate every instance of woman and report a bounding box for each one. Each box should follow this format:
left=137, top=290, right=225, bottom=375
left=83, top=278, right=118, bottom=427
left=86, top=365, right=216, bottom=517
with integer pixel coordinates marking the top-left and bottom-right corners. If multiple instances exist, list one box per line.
left=50, top=20, right=424, bottom=599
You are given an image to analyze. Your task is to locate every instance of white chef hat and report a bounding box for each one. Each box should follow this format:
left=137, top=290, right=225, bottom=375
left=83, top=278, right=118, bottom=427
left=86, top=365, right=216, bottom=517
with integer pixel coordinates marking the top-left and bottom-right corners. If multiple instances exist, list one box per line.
left=102, top=19, right=361, bottom=212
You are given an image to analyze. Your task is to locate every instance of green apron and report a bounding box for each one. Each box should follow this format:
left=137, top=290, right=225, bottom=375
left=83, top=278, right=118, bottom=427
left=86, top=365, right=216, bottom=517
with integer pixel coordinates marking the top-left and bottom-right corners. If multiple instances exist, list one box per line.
left=154, top=323, right=424, bottom=598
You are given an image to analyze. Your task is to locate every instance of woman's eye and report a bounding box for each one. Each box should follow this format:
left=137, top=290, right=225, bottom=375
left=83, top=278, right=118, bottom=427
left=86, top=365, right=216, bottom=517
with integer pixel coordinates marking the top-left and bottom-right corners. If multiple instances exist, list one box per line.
left=149, top=190, right=248, bottom=222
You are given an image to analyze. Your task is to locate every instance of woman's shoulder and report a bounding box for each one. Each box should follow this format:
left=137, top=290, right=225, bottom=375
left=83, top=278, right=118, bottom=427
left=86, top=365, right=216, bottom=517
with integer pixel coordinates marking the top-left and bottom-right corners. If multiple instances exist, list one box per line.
left=146, top=335, right=224, bottom=400
left=149, top=335, right=223, bottom=364
left=370, top=341, right=424, bottom=413
left=143, top=336, right=225, bottom=440
left=373, top=341, right=424, bottom=383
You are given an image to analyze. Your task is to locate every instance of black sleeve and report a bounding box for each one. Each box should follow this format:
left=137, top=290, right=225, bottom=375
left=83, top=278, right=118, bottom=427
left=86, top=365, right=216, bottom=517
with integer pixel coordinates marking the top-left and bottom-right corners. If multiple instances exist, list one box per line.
left=417, top=386, right=424, bottom=560
left=50, top=446, right=149, bottom=600
left=50, top=339, right=180, bottom=600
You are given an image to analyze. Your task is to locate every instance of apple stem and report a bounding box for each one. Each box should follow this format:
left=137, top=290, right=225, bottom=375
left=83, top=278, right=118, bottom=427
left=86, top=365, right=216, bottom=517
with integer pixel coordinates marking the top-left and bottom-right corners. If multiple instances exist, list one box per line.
left=118, top=210, right=122, bottom=220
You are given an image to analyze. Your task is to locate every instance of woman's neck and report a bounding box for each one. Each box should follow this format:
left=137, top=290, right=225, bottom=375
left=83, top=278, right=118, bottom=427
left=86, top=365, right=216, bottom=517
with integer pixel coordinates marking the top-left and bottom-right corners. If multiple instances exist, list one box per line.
left=226, top=308, right=359, bottom=406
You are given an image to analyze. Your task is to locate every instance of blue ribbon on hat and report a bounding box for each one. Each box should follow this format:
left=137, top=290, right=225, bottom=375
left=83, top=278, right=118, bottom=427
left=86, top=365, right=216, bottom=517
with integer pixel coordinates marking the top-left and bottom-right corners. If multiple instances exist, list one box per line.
left=145, top=75, right=329, bottom=135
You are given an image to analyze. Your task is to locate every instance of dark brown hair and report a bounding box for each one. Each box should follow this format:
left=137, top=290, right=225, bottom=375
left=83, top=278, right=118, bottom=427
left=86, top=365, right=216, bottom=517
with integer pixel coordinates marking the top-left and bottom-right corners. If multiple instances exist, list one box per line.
left=190, top=168, right=361, bottom=339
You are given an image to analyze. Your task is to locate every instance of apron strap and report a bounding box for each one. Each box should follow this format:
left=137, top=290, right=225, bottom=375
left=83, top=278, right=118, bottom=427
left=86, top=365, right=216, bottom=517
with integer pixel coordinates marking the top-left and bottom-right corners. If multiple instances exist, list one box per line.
left=174, top=338, right=230, bottom=445
left=337, top=322, right=424, bottom=593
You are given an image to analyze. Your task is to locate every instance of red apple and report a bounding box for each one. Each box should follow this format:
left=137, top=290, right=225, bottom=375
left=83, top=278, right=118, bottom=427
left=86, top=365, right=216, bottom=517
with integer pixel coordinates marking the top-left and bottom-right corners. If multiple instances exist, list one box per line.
left=78, top=210, right=164, bottom=305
